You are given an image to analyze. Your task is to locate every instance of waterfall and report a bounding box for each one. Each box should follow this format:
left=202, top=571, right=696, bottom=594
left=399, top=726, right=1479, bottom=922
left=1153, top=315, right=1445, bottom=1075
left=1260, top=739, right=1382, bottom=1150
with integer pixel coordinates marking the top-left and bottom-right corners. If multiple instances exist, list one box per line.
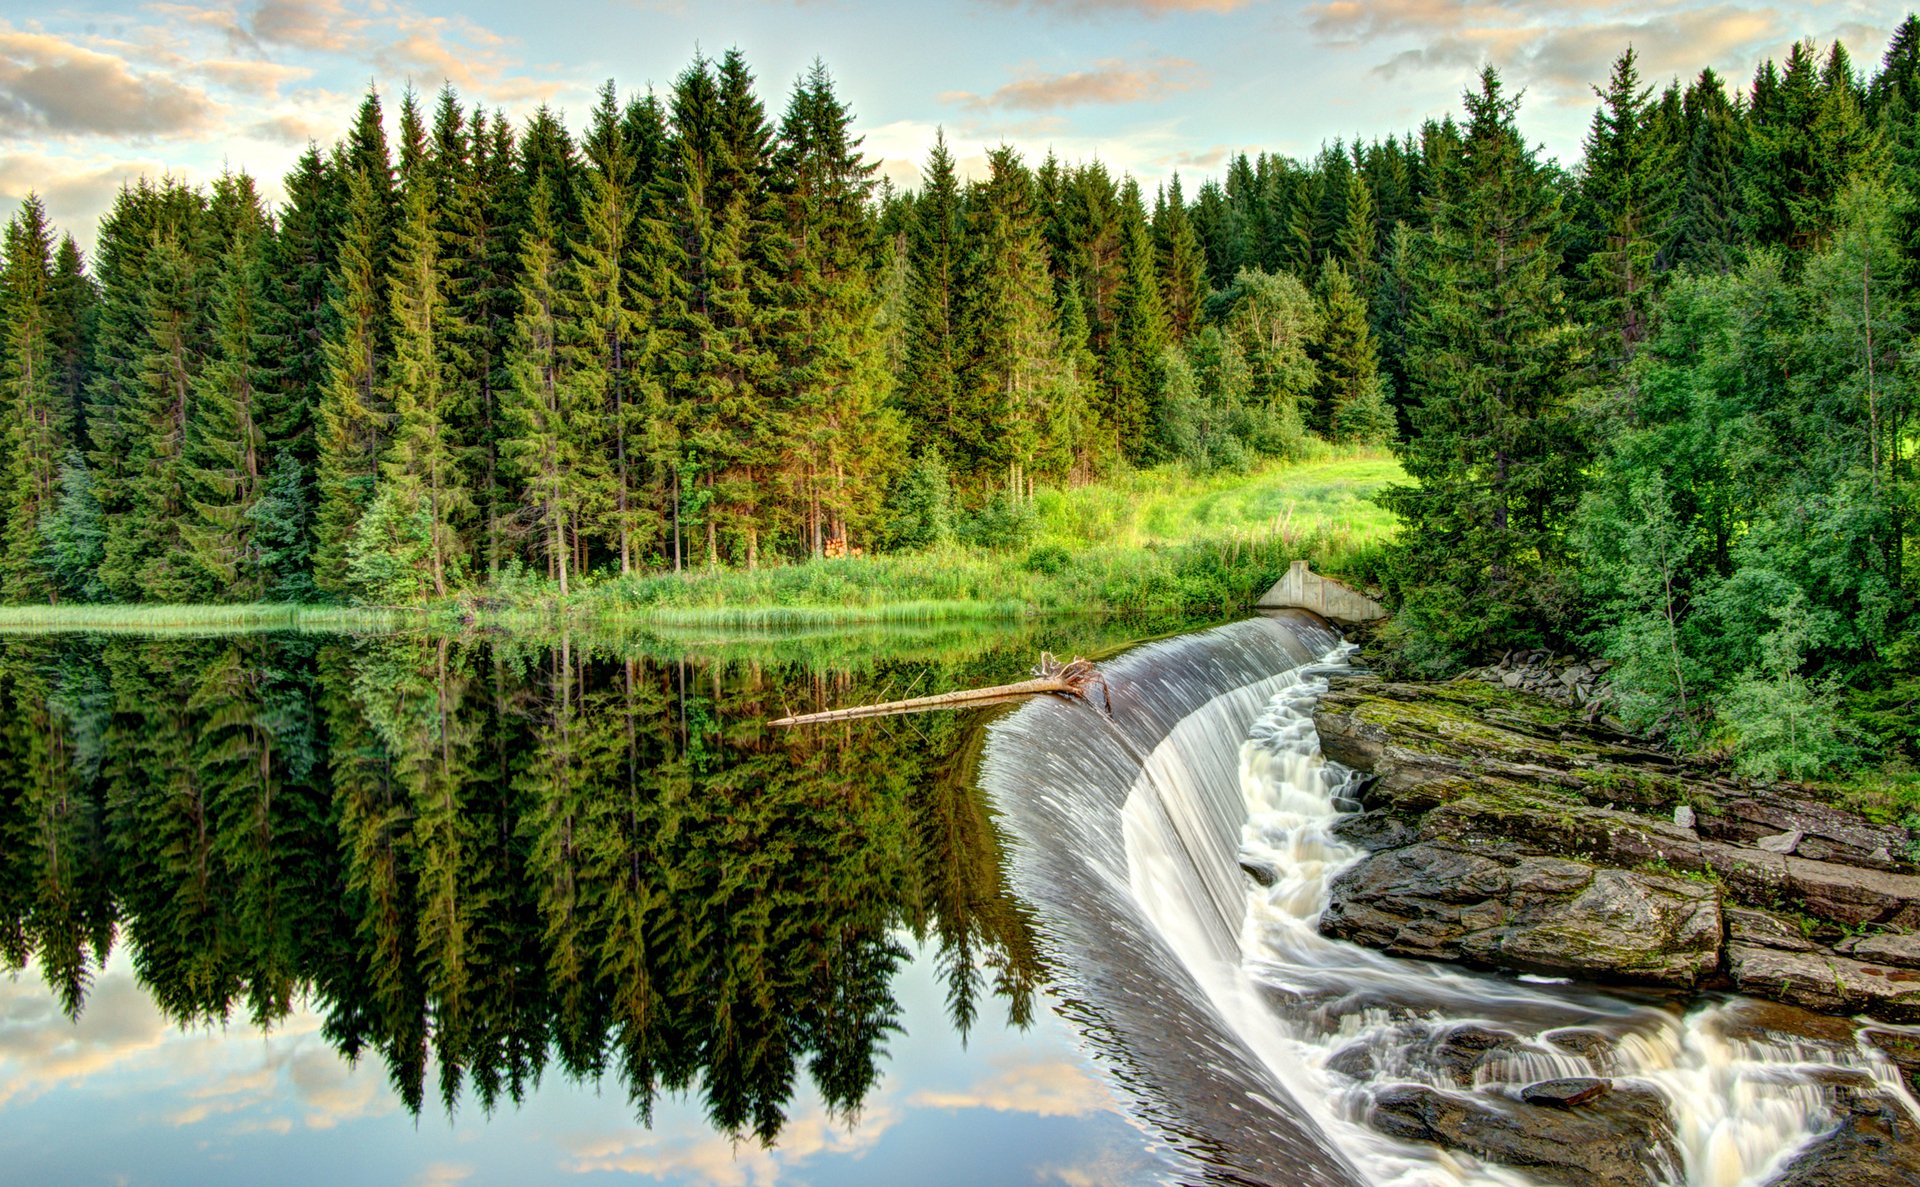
left=979, top=612, right=1918, bottom=1187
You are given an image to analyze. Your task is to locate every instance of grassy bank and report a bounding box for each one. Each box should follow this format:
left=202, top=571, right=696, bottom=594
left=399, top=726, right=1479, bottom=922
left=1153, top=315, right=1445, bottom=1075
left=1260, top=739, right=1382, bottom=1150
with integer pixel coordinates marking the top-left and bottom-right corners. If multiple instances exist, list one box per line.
left=476, top=452, right=1400, bottom=629
left=0, top=602, right=402, bottom=635
left=0, top=452, right=1401, bottom=634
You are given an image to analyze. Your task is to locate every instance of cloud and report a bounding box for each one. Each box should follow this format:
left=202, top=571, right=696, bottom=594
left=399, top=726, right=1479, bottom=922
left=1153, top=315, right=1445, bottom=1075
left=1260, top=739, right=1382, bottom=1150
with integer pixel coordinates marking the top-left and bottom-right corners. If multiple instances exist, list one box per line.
left=944, top=56, right=1203, bottom=112
left=906, top=1051, right=1112, bottom=1118
left=249, top=0, right=368, bottom=53
left=0, top=963, right=170, bottom=1108
left=196, top=59, right=313, bottom=99
left=986, top=0, right=1256, bottom=14
left=1304, top=0, right=1799, bottom=111
left=564, top=1100, right=899, bottom=1186
left=0, top=27, right=218, bottom=139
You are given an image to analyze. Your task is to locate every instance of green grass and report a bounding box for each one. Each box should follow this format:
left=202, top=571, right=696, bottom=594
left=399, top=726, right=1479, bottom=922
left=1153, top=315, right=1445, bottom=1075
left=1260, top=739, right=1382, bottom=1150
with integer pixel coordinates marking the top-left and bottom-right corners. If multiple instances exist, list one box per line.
left=484, top=451, right=1403, bottom=629
left=0, top=451, right=1404, bottom=634
left=0, top=602, right=402, bottom=636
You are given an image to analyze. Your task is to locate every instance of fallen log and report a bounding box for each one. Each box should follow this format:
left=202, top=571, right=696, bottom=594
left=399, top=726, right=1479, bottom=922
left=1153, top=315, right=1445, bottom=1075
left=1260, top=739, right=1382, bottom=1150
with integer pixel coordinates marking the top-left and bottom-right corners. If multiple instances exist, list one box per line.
left=769, top=652, right=1111, bottom=727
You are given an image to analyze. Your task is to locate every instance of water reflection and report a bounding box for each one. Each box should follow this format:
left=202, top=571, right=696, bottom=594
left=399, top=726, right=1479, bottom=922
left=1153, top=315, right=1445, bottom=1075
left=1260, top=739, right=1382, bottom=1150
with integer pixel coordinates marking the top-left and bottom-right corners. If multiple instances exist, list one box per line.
left=0, top=623, right=1170, bottom=1148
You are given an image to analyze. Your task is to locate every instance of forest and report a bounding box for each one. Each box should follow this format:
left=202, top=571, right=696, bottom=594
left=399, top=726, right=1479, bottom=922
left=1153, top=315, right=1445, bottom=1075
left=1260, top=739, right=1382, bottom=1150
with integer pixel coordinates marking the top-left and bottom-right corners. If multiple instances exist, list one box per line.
left=0, top=22, right=1918, bottom=777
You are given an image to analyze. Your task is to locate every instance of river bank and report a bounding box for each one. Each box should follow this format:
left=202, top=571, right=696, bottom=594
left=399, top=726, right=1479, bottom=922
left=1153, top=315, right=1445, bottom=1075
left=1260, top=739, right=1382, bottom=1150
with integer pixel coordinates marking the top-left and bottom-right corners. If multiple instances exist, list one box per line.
left=1309, top=661, right=1920, bottom=1184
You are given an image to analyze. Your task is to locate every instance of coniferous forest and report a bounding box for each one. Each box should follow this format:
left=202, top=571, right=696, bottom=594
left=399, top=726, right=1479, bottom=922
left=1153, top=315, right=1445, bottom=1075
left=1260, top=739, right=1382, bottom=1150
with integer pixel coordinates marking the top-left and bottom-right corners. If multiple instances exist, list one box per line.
left=3, top=24, right=1920, bottom=778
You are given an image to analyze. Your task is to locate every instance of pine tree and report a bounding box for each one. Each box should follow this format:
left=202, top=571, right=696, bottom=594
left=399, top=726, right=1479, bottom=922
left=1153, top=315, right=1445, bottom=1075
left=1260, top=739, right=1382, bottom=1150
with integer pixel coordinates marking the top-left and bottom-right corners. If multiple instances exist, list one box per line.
left=955, top=146, right=1067, bottom=488
left=899, top=130, right=966, bottom=452
left=1668, top=70, right=1745, bottom=275
left=1581, top=47, right=1673, bottom=361
left=371, top=139, right=469, bottom=599
left=1313, top=259, right=1393, bottom=445
left=182, top=174, right=274, bottom=599
left=771, top=61, right=899, bottom=556
left=0, top=196, right=67, bottom=600
left=1381, top=67, right=1587, bottom=662
left=314, top=163, right=391, bottom=594
left=1102, top=178, right=1170, bottom=462
left=504, top=181, right=595, bottom=594
left=574, top=81, right=648, bottom=572
left=1153, top=173, right=1207, bottom=339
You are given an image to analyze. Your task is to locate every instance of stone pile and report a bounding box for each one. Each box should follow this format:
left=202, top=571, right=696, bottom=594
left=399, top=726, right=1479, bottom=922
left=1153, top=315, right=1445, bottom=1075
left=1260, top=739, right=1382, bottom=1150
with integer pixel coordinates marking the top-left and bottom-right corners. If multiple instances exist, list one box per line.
left=1462, top=650, right=1611, bottom=710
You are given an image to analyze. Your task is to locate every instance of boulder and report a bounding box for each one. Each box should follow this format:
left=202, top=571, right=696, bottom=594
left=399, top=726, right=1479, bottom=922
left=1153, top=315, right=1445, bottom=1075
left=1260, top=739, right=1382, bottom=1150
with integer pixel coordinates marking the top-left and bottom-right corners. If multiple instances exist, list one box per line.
left=1768, top=1080, right=1920, bottom=1187
left=1841, top=932, right=1920, bottom=969
left=1322, top=841, right=1722, bottom=987
left=1365, top=1082, right=1681, bottom=1187
left=1521, top=1078, right=1613, bottom=1108
left=1726, top=944, right=1920, bottom=1021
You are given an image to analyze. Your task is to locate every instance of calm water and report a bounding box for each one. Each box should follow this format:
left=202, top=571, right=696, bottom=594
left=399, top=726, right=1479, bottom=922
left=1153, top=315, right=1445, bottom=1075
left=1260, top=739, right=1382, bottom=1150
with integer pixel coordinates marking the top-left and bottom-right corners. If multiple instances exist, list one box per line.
left=0, top=621, right=1202, bottom=1186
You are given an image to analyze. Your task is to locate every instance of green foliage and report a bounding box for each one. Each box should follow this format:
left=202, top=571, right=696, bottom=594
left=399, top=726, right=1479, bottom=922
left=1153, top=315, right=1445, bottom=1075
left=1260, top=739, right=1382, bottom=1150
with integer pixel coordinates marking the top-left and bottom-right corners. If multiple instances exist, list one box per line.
left=884, top=447, right=955, bottom=551
left=960, top=490, right=1037, bottom=552
left=345, top=486, right=441, bottom=604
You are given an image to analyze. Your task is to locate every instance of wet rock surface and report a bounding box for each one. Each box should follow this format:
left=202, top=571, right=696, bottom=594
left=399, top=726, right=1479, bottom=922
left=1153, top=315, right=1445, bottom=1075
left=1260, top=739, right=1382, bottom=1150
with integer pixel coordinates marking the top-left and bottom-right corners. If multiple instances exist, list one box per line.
left=1365, top=1081, right=1681, bottom=1187
left=1314, top=674, right=1920, bottom=1020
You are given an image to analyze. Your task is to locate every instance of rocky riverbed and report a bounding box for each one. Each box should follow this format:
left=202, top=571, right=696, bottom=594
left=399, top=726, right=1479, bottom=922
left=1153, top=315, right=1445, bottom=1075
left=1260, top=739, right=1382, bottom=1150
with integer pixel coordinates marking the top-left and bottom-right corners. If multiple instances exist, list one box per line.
left=1308, top=668, right=1920, bottom=1185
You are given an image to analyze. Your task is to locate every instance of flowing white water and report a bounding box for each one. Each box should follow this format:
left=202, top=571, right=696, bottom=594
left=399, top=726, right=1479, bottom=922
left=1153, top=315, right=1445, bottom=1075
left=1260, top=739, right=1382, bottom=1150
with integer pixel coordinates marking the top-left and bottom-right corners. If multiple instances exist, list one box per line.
left=982, top=614, right=1920, bottom=1187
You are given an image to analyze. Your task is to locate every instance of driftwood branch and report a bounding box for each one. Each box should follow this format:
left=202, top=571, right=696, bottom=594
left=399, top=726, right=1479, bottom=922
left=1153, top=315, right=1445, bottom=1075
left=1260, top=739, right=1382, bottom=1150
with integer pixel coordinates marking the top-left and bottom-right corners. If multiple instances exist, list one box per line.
left=769, top=653, right=1111, bottom=727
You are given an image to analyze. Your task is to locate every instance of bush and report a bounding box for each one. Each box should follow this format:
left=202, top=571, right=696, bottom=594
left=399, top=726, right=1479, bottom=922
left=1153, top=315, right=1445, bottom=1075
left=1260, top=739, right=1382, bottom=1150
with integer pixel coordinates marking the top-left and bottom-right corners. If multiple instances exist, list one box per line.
left=1024, top=544, right=1071, bottom=575
left=961, top=492, right=1036, bottom=551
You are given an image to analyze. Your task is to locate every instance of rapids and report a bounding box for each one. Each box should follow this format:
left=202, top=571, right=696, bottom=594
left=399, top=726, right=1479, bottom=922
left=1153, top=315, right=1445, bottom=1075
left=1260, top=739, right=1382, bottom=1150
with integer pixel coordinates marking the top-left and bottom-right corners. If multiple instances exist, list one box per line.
left=979, top=612, right=1920, bottom=1187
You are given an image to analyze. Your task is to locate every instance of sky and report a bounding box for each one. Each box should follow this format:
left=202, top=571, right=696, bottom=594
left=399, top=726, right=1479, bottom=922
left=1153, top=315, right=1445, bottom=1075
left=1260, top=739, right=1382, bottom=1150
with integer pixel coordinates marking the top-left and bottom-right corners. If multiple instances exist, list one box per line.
left=0, top=943, right=1166, bottom=1185
left=0, top=0, right=1911, bottom=252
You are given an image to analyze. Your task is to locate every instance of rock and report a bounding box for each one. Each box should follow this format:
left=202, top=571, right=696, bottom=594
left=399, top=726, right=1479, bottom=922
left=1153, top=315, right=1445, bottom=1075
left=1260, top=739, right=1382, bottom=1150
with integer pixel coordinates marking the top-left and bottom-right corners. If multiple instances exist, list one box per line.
left=1842, top=932, right=1920, bottom=970
left=1694, top=796, right=1913, bottom=871
left=1709, top=998, right=1861, bottom=1050
left=1542, top=1028, right=1616, bottom=1068
left=1325, top=1041, right=1376, bottom=1080
left=1726, top=944, right=1920, bottom=1021
left=1768, top=1080, right=1920, bottom=1187
left=1322, top=841, right=1722, bottom=987
left=1238, top=858, right=1278, bottom=887
left=1503, top=670, right=1525, bottom=688
left=1330, top=810, right=1419, bottom=853
left=1725, top=906, right=1820, bottom=953
left=1672, top=804, right=1695, bottom=830
left=1365, top=1082, right=1680, bottom=1187
left=1757, top=829, right=1805, bottom=855
left=1521, top=1077, right=1613, bottom=1108
left=1780, top=857, right=1920, bottom=930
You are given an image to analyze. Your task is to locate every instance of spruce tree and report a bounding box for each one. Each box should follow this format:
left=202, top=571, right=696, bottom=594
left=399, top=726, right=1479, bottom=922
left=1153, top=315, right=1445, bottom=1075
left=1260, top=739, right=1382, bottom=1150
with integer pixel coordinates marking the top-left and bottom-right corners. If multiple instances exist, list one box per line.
left=771, top=61, right=898, bottom=555
left=314, top=162, right=391, bottom=594
left=0, top=196, right=67, bottom=600
left=1580, top=47, right=1673, bottom=362
left=1380, top=67, right=1587, bottom=664
left=371, top=143, right=469, bottom=598
left=1335, top=170, right=1378, bottom=295
left=504, top=181, right=594, bottom=593
left=1313, top=259, right=1393, bottom=445
left=260, top=145, right=337, bottom=470
left=899, top=130, right=965, bottom=452
left=1668, top=70, right=1744, bottom=275
left=1102, top=178, right=1170, bottom=462
left=1153, top=172, right=1207, bottom=339
left=955, top=146, right=1067, bottom=489
left=574, top=80, right=647, bottom=572
left=182, top=174, right=274, bottom=599
left=47, top=235, right=94, bottom=444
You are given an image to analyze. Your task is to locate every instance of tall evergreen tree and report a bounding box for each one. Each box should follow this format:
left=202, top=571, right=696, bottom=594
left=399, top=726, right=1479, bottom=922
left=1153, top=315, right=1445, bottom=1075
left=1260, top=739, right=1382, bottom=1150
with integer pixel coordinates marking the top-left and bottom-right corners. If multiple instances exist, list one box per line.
left=1381, top=68, right=1587, bottom=665
left=182, top=174, right=275, bottom=599
left=1580, top=47, right=1673, bottom=361
left=1153, top=173, right=1207, bottom=339
left=771, top=61, right=899, bottom=555
left=1102, top=178, right=1170, bottom=462
left=0, top=196, right=67, bottom=600
left=314, top=161, right=392, bottom=595
left=899, top=131, right=966, bottom=452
